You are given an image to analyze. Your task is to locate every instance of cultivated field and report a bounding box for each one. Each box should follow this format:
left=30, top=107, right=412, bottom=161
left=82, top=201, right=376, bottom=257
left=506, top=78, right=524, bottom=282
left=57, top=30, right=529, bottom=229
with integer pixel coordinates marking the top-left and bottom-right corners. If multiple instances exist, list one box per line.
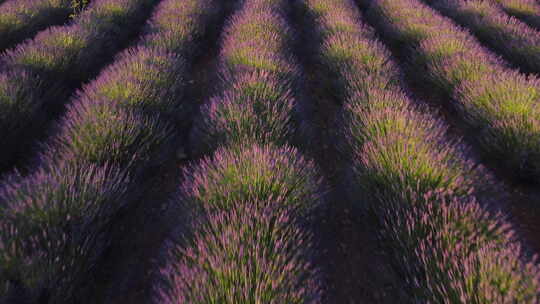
left=1, top=0, right=540, bottom=303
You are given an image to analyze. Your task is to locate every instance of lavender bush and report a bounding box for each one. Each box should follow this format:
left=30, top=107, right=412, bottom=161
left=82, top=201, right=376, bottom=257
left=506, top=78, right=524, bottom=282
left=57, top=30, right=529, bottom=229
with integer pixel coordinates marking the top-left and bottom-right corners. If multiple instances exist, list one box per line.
left=345, top=92, right=475, bottom=199
left=379, top=189, right=540, bottom=303
left=45, top=100, right=175, bottom=169
left=3, top=0, right=157, bottom=81
left=181, top=144, right=323, bottom=214
left=492, top=0, right=540, bottom=30
left=0, top=0, right=86, bottom=52
left=0, top=162, right=132, bottom=303
left=41, top=0, right=224, bottom=171
left=190, top=0, right=302, bottom=156
left=0, top=0, right=159, bottom=172
left=368, top=0, right=540, bottom=182
left=159, top=200, right=321, bottom=304
left=424, top=0, right=540, bottom=74
left=157, top=144, right=323, bottom=303
left=191, top=71, right=298, bottom=156
left=73, top=47, right=186, bottom=118
left=143, top=0, right=222, bottom=57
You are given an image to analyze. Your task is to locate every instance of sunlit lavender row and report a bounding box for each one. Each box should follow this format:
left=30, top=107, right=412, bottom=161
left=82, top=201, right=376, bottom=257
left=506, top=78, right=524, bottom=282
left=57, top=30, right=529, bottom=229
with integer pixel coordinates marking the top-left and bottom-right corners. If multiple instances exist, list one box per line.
left=424, top=0, right=540, bottom=74
left=0, top=0, right=158, bottom=173
left=158, top=145, right=323, bottom=303
left=300, top=0, right=540, bottom=301
left=0, top=0, right=89, bottom=52
left=0, top=0, right=225, bottom=301
left=156, top=0, right=324, bottom=302
left=493, top=0, right=540, bottom=29
left=365, top=0, right=540, bottom=183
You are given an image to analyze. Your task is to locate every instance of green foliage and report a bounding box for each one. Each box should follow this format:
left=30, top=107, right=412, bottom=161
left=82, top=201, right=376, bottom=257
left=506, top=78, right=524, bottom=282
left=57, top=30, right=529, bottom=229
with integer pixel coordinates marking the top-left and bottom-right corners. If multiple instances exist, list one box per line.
left=70, top=0, right=89, bottom=18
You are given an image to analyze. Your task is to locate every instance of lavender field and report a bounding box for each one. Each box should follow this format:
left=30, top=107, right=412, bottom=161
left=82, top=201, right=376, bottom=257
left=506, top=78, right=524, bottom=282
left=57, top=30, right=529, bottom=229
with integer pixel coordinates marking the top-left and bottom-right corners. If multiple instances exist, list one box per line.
left=1, top=0, right=540, bottom=303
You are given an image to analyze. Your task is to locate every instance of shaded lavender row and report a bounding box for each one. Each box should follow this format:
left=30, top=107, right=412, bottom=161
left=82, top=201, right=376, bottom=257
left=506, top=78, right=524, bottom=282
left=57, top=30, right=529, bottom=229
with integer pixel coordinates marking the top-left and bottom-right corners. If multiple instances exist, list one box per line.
left=423, top=0, right=540, bottom=75
left=364, top=0, right=540, bottom=183
left=0, top=0, right=224, bottom=301
left=189, top=0, right=304, bottom=157
left=301, top=0, right=540, bottom=301
left=0, top=0, right=158, bottom=173
left=0, top=0, right=89, bottom=52
left=156, top=0, right=324, bottom=302
left=492, top=0, right=540, bottom=29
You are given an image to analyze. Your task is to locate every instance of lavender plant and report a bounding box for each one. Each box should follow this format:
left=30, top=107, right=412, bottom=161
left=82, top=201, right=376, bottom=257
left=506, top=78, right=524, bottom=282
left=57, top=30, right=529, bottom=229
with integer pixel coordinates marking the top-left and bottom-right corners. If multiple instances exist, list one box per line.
left=379, top=189, right=540, bottom=303
left=74, top=47, right=186, bottom=118
left=191, top=71, right=298, bottom=156
left=424, top=0, right=540, bottom=74
left=368, top=0, right=540, bottom=182
left=180, top=144, right=323, bottom=214
left=492, top=0, right=540, bottom=30
left=345, top=93, right=475, bottom=199
left=41, top=0, right=223, bottom=171
left=0, top=0, right=159, bottom=172
left=143, top=0, right=221, bottom=56
left=190, top=0, right=302, bottom=156
left=157, top=144, right=323, bottom=303
left=4, top=0, right=155, bottom=81
left=0, top=0, right=79, bottom=52
left=0, top=162, right=132, bottom=303
left=159, top=199, right=321, bottom=304
left=45, top=100, right=175, bottom=169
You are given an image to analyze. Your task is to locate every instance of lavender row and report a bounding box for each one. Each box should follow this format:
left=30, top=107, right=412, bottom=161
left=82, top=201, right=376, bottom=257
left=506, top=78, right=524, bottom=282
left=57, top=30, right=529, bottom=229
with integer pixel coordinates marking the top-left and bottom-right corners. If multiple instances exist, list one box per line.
left=492, top=0, right=540, bottom=29
left=365, top=0, right=540, bottom=183
left=156, top=0, right=323, bottom=302
left=0, top=0, right=89, bottom=52
left=0, top=0, right=224, bottom=301
left=189, top=0, right=304, bottom=157
left=45, top=0, right=223, bottom=170
left=301, top=0, right=540, bottom=301
left=158, top=145, right=323, bottom=303
left=423, top=0, right=540, bottom=75
left=0, top=0, right=158, bottom=173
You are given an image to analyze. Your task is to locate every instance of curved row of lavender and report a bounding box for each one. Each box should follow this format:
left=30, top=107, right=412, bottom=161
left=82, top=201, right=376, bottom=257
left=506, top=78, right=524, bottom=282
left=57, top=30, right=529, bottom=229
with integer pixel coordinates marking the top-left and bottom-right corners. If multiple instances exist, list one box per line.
left=301, top=0, right=540, bottom=301
left=0, top=0, right=90, bottom=52
left=155, top=0, right=324, bottom=302
left=0, top=0, right=158, bottom=173
left=492, top=0, right=540, bottom=30
left=363, top=0, right=540, bottom=184
left=422, top=0, right=540, bottom=75
left=0, top=0, right=226, bottom=301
